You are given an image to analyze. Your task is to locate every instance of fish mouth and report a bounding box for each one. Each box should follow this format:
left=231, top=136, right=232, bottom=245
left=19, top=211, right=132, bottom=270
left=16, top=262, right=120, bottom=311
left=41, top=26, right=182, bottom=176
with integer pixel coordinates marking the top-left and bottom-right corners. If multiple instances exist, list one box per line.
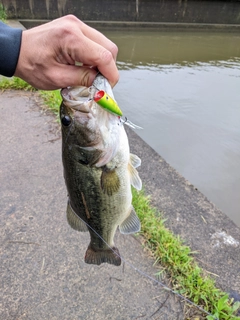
left=60, top=77, right=123, bottom=168
left=61, top=74, right=114, bottom=114
left=61, top=87, right=93, bottom=113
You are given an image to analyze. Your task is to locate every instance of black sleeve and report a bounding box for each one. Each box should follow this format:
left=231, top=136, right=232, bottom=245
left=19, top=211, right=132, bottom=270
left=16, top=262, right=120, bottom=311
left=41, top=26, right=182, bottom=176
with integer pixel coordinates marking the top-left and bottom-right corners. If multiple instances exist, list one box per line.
left=0, top=21, right=22, bottom=77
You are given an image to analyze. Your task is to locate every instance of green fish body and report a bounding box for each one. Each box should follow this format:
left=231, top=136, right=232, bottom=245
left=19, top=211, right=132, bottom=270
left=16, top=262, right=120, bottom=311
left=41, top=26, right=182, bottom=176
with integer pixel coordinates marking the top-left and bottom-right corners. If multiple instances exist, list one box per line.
left=60, top=75, right=142, bottom=266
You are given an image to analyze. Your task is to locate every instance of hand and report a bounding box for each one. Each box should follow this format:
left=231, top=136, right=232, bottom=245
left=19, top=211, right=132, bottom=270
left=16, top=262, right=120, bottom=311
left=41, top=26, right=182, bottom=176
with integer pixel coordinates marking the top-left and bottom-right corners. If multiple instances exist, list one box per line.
left=14, top=15, right=119, bottom=90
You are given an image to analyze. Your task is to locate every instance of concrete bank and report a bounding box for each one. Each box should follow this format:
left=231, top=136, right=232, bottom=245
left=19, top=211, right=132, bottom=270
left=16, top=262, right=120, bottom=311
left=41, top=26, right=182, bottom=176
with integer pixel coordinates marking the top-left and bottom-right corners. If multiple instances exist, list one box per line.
left=12, top=19, right=240, bottom=32
left=3, top=0, right=240, bottom=24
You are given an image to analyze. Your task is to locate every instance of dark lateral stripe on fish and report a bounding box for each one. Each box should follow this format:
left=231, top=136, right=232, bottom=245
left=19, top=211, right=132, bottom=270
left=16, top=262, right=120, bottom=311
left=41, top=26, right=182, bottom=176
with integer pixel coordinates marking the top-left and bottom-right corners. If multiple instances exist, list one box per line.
left=85, top=246, right=121, bottom=266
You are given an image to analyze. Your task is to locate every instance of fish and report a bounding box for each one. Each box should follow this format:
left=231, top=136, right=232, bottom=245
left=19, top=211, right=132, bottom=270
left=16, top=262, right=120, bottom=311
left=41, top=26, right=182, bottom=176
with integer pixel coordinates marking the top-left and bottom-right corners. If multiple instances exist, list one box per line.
left=60, top=74, right=142, bottom=266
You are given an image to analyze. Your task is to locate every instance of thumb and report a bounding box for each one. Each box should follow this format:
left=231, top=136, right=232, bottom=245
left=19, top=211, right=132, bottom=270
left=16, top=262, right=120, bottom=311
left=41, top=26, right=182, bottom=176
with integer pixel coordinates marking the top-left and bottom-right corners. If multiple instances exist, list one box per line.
left=60, top=66, right=98, bottom=88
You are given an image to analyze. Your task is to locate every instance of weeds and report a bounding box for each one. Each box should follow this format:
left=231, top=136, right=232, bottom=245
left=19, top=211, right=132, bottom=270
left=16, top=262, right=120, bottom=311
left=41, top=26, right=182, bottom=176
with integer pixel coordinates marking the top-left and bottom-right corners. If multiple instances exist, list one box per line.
left=132, top=188, right=240, bottom=320
left=0, top=3, right=7, bottom=22
left=0, top=77, right=36, bottom=91
left=38, top=89, right=62, bottom=116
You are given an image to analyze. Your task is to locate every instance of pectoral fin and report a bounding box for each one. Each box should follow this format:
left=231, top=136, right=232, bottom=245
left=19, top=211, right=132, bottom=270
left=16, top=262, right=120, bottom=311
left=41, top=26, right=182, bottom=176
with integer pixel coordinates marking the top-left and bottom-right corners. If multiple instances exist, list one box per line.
left=101, top=168, right=120, bottom=196
left=66, top=201, right=88, bottom=232
left=128, top=163, right=142, bottom=190
left=119, top=207, right=141, bottom=234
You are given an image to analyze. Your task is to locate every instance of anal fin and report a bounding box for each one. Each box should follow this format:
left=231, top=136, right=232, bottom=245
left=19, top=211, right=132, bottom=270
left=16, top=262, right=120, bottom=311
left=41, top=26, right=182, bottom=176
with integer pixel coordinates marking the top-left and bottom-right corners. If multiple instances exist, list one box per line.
left=119, top=207, right=141, bottom=234
left=66, top=201, right=88, bottom=232
left=85, top=246, right=121, bottom=266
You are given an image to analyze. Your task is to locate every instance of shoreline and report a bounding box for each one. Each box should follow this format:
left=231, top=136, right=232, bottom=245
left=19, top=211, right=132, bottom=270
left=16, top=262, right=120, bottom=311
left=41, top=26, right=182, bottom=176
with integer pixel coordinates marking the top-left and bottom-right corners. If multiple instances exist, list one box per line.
left=15, top=19, right=240, bottom=32
left=126, top=125, right=240, bottom=298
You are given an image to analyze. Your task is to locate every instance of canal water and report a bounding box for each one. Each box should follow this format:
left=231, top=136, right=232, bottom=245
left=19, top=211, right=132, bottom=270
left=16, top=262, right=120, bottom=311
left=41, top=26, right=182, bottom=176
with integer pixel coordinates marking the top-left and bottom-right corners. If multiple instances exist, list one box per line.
left=103, top=30, right=240, bottom=227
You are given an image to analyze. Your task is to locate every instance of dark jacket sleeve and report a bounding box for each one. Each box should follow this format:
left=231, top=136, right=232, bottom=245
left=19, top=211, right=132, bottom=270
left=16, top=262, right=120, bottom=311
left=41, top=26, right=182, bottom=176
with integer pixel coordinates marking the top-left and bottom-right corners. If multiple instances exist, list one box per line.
left=0, top=22, right=22, bottom=77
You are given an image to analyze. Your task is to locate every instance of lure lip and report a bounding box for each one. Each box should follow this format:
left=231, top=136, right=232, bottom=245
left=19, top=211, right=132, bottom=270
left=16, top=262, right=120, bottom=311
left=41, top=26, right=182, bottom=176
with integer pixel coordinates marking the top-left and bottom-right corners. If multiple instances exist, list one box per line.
left=94, top=90, right=105, bottom=102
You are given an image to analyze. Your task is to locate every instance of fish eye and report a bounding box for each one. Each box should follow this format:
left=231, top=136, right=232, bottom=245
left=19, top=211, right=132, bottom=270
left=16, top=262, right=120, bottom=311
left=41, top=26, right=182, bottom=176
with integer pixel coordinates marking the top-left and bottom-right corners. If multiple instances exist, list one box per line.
left=61, top=115, right=72, bottom=126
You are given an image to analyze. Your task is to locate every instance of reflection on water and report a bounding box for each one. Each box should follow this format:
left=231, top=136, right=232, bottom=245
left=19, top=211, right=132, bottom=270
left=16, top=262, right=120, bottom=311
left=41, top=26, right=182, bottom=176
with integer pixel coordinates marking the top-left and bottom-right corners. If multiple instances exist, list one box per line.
left=104, top=30, right=240, bottom=66
left=102, top=30, right=240, bottom=226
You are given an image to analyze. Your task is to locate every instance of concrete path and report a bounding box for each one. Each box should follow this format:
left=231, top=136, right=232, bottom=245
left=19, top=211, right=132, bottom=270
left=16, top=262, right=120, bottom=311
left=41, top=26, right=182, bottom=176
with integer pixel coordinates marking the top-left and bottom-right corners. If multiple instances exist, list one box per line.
left=0, top=91, right=185, bottom=320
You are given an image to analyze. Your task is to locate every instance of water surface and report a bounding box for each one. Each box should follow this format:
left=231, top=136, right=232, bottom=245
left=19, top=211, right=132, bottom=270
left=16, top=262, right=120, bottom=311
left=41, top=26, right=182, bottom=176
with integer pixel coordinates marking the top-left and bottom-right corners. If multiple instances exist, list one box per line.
left=103, top=30, right=240, bottom=226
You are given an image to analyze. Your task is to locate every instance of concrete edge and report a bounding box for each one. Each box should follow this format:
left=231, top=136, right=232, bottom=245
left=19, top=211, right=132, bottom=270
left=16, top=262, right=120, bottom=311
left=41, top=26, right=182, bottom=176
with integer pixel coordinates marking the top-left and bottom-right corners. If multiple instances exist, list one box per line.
left=6, top=19, right=26, bottom=30
left=16, top=19, right=240, bottom=32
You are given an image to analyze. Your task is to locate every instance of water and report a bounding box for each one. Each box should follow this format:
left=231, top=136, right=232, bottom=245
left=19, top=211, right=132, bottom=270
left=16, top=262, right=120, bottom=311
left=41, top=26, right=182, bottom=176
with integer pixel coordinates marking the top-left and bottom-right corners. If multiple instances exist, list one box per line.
left=102, top=30, right=240, bottom=227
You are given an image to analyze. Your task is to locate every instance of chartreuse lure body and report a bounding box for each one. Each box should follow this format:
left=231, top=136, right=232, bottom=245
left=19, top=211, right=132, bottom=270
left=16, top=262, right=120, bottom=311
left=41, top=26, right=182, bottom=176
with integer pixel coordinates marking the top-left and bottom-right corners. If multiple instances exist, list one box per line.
left=94, top=90, right=123, bottom=117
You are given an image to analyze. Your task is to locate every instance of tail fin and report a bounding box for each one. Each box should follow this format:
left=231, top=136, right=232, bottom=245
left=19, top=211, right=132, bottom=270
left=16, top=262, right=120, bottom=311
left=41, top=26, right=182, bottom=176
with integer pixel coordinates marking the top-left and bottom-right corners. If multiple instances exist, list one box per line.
left=85, top=245, right=121, bottom=266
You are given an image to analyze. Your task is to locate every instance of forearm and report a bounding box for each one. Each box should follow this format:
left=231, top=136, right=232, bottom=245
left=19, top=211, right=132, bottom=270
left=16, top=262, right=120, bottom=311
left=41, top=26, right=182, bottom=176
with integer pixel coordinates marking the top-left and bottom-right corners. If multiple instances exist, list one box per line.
left=0, top=21, right=22, bottom=77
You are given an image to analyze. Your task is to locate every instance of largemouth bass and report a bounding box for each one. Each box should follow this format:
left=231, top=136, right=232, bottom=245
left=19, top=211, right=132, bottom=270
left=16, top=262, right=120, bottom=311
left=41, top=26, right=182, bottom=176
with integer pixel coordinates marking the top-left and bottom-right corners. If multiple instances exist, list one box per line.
left=60, top=74, right=142, bottom=266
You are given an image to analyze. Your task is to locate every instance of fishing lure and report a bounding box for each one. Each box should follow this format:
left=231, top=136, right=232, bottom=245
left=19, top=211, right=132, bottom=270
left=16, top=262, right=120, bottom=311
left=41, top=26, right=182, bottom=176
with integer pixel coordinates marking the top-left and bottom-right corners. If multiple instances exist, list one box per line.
left=91, top=86, right=142, bottom=129
left=94, top=90, right=123, bottom=117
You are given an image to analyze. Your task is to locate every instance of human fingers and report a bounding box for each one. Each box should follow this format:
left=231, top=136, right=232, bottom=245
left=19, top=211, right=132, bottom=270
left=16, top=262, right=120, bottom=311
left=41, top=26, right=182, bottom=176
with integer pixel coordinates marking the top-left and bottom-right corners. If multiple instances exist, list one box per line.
left=55, top=15, right=118, bottom=62
left=54, top=65, right=98, bottom=89
left=67, top=35, right=119, bottom=87
left=28, top=66, right=98, bottom=90
left=79, top=22, right=118, bottom=61
left=54, top=15, right=119, bottom=86
left=15, top=15, right=119, bottom=89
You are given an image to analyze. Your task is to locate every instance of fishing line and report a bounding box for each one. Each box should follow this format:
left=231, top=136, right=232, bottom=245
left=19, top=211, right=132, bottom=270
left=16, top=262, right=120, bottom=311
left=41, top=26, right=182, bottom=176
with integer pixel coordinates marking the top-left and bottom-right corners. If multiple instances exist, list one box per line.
left=77, top=216, right=218, bottom=320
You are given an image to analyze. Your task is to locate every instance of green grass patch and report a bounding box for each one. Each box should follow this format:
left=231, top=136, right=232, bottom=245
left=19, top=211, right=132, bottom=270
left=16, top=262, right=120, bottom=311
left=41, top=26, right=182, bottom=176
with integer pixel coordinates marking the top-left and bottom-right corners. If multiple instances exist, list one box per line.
left=38, top=89, right=62, bottom=116
left=0, top=77, right=36, bottom=91
left=1, top=76, right=240, bottom=320
left=132, top=188, right=240, bottom=320
left=0, top=3, right=7, bottom=22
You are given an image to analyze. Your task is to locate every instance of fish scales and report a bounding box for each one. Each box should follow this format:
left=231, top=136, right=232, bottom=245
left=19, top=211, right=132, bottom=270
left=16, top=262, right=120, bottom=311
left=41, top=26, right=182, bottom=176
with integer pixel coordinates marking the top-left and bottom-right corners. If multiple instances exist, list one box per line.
left=60, top=74, right=142, bottom=266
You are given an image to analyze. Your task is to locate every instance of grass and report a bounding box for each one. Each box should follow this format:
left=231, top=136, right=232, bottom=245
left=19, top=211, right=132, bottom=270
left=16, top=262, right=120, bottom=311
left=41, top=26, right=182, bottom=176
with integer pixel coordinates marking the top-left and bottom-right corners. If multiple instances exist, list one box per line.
left=0, top=3, right=7, bottom=22
left=1, top=76, right=240, bottom=320
left=38, top=89, right=62, bottom=116
left=132, top=188, right=240, bottom=320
